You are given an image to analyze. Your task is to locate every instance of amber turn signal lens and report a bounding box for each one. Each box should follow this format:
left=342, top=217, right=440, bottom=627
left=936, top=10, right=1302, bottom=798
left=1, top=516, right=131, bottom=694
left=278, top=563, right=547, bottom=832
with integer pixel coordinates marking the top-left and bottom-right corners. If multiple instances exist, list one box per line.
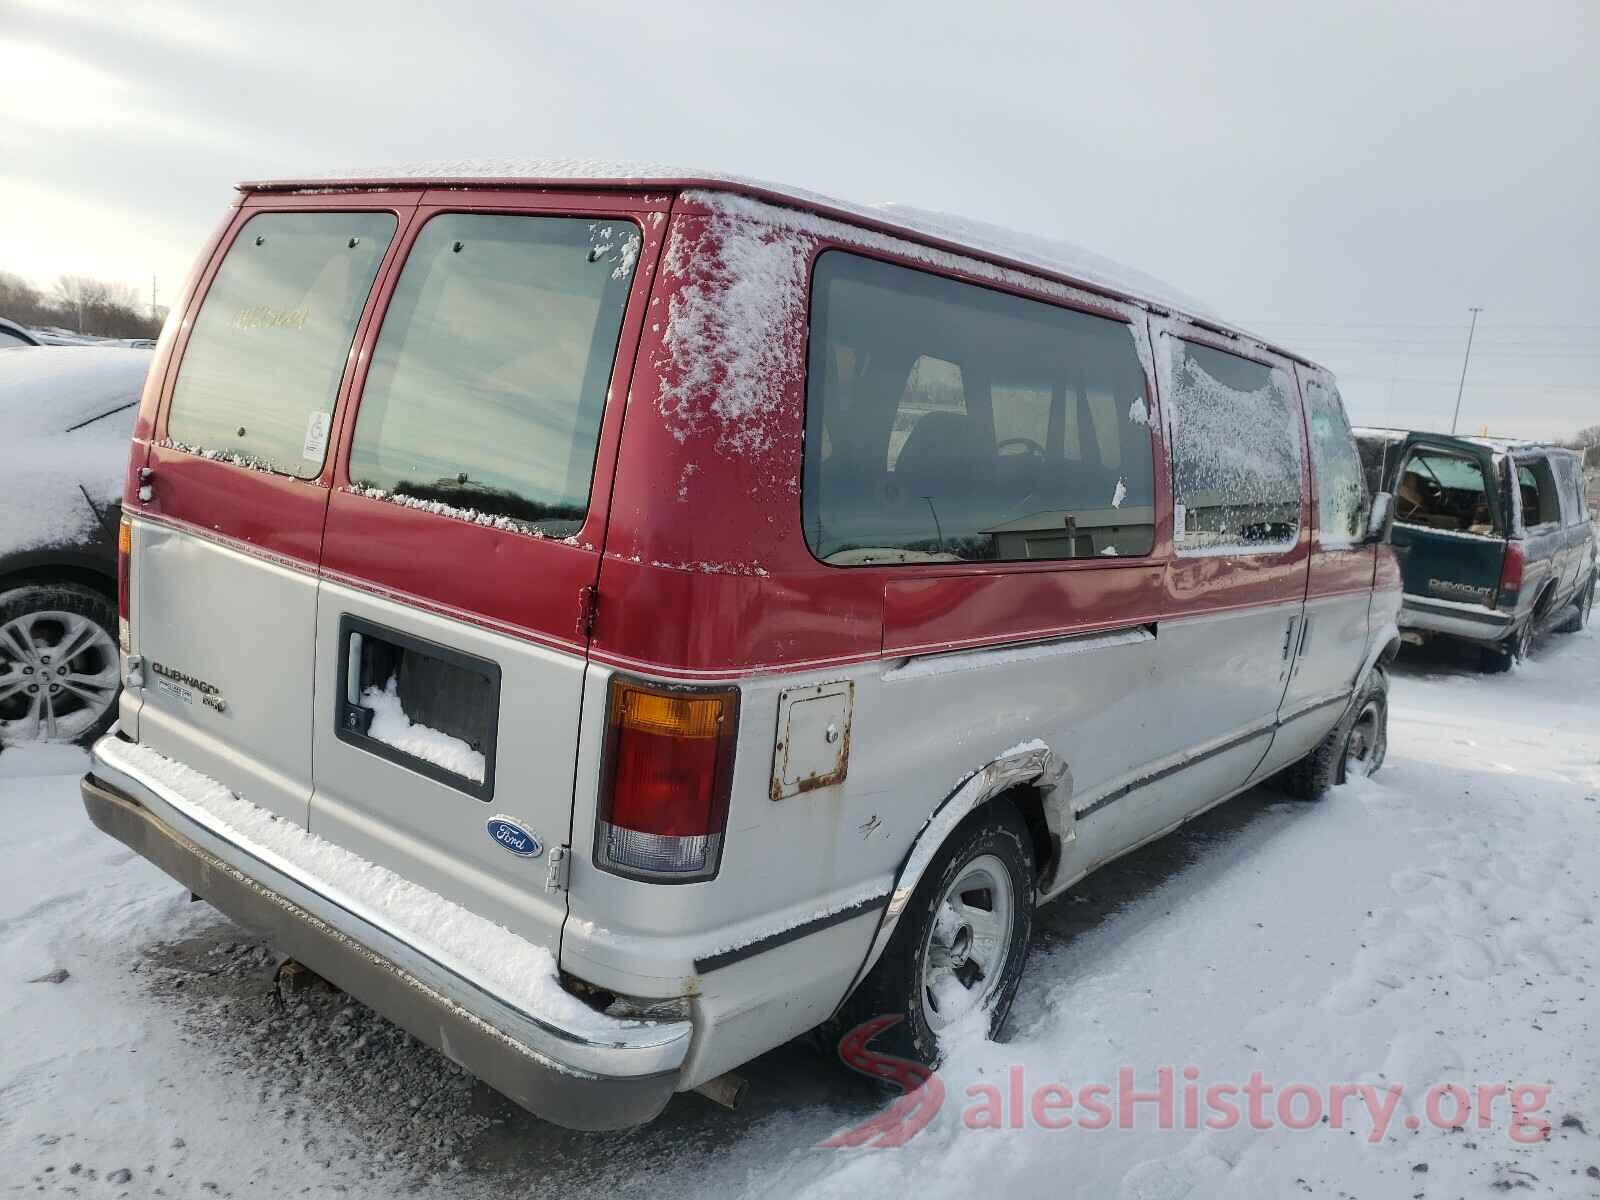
left=615, top=688, right=726, bottom=739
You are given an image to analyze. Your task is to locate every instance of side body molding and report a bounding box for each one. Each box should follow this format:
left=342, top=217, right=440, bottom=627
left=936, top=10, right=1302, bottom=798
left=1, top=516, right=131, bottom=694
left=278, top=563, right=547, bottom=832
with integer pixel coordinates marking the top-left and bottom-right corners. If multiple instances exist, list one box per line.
left=838, top=741, right=1068, bottom=1003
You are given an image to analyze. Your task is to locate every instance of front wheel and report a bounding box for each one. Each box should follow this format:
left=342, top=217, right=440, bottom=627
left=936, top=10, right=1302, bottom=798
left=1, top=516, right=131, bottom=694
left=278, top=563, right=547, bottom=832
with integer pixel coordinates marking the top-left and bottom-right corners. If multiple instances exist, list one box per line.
left=836, top=804, right=1036, bottom=1067
left=1339, top=683, right=1388, bottom=782
left=1281, top=669, right=1389, bottom=800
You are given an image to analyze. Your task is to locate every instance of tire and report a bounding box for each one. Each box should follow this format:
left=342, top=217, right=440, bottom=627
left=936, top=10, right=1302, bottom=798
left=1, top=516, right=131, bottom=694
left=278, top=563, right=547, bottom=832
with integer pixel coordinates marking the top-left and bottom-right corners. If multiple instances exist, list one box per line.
left=1336, top=672, right=1388, bottom=784
left=0, top=583, right=121, bottom=747
left=1479, top=619, right=1532, bottom=674
left=1556, top=576, right=1593, bottom=635
left=835, top=802, right=1036, bottom=1067
left=1281, top=669, right=1389, bottom=800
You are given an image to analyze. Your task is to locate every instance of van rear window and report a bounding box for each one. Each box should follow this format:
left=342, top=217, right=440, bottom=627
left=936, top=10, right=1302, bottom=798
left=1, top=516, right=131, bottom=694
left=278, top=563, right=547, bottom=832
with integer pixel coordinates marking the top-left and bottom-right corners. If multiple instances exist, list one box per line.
left=1396, top=451, right=1493, bottom=534
left=347, top=214, right=641, bottom=536
left=804, top=251, right=1156, bottom=565
left=167, top=211, right=397, bottom=477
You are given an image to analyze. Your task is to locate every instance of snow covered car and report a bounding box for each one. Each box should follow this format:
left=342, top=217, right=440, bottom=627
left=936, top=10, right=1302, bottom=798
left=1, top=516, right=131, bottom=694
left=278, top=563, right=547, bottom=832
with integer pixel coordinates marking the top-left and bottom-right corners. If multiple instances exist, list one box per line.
left=1, top=346, right=150, bottom=745
left=82, top=165, right=1401, bottom=1131
left=0, top=317, right=43, bottom=349
left=1355, top=429, right=1596, bottom=671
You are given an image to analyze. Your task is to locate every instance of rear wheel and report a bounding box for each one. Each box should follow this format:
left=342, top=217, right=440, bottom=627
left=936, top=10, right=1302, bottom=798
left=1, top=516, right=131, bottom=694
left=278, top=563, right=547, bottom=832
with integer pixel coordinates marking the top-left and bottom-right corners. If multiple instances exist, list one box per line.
left=1479, top=619, right=1532, bottom=673
left=835, top=803, right=1035, bottom=1067
left=0, top=583, right=121, bottom=746
left=1556, top=577, right=1593, bottom=634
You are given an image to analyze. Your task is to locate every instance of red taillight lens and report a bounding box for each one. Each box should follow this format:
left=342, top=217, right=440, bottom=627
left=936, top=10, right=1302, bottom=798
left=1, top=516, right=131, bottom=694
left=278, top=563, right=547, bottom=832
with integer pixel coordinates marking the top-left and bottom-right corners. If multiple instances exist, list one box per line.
left=1497, top=541, right=1525, bottom=610
left=595, top=679, right=739, bottom=882
left=117, top=516, right=132, bottom=653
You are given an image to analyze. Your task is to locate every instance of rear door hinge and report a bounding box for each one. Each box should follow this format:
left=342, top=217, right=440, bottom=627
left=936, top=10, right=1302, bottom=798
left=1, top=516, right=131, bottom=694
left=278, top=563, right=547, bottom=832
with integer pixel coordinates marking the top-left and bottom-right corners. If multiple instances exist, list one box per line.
left=577, top=585, right=598, bottom=640
left=545, top=845, right=570, bottom=892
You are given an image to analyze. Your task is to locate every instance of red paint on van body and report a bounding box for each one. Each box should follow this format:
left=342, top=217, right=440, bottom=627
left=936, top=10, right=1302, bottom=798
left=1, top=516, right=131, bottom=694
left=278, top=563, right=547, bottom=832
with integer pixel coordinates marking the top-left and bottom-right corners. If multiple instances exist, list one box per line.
left=133, top=176, right=1383, bottom=682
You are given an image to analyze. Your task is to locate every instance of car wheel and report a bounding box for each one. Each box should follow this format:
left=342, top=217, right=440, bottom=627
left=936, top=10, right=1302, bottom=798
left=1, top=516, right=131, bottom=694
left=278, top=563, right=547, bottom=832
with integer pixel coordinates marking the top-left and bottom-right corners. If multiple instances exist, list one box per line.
left=1337, top=674, right=1388, bottom=783
left=1280, top=669, right=1387, bottom=800
left=0, top=583, right=121, bottom=746
left=836, top=803, right=1036, bottom=1067
left=1479, top=620, right=1532, bottom=673
left=1556, top=577, right=1593, bottom=634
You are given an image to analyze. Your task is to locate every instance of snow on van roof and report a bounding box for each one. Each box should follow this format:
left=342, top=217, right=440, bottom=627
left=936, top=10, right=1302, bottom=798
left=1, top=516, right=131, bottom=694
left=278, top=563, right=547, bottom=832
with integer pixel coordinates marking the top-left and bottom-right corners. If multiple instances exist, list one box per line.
left=241, top=159, right=1231, bottom=328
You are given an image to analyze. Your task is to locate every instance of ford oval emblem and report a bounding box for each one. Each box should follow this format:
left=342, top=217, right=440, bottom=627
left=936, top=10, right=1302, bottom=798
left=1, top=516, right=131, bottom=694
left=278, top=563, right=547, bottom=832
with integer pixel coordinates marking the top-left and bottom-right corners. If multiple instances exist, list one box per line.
left=486, top=817, right=542, bottom=859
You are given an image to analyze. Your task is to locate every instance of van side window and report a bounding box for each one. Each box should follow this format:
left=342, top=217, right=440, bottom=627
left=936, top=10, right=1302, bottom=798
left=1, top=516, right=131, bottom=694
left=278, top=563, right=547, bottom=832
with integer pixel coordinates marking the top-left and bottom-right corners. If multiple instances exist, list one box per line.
left=167, top=211, right=397, bottom=477
left=1303, top=379, right=1369, bottom=545
left=1164, top=338, right=1302, bottom=553
left=1556, top=454, right=1591, bottom=522
left=1395, top=451, right=1493, bottom=534
left=348, top=214, right=641, bottom=536
left=804, top=251, right=1156, bottom=565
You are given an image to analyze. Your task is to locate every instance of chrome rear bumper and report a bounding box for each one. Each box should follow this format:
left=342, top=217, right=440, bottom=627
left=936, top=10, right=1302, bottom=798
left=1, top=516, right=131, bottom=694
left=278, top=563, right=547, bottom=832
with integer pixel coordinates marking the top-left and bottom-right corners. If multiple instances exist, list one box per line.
left=82, top=735, right=692, bottom=1131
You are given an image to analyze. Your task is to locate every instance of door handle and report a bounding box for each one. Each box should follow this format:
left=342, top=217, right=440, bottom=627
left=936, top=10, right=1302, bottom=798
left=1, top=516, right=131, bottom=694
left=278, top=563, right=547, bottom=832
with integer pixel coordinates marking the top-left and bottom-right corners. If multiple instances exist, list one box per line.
left=1281, top=616, right=1300, bottom=661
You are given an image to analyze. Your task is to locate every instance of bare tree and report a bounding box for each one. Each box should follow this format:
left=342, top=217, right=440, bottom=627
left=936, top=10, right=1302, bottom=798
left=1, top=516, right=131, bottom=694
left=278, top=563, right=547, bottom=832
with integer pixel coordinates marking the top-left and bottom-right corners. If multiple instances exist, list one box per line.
left=0, top=269, right=165, bottom=340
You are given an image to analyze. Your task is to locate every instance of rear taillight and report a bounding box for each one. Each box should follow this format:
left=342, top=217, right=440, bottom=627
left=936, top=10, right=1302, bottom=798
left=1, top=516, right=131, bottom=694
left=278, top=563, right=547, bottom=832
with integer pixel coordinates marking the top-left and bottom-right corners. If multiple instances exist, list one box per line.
left=595, top=678, right=739, bottom=882
left=1497, top=540, right=1525, bottom=610
left=117, top=515, right=132, bottom=653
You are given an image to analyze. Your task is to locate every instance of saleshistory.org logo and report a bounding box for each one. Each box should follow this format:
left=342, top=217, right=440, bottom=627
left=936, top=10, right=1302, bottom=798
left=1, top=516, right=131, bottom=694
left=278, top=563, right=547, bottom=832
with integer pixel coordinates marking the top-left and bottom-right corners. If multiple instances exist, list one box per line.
left=822, top=1018, right=1553, bottom=1149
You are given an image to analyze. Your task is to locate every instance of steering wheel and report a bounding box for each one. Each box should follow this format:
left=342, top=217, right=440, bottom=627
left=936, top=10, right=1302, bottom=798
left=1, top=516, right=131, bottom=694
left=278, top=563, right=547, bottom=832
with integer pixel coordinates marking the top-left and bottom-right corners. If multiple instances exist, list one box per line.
left=995, top=436, right=1047, bottom=461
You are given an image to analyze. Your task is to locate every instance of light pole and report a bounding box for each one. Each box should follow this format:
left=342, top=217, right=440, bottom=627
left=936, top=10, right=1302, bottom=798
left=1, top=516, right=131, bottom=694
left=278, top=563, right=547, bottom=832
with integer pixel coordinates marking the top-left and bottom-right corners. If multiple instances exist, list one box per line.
left=1450, top=306, right=1483, bottom=434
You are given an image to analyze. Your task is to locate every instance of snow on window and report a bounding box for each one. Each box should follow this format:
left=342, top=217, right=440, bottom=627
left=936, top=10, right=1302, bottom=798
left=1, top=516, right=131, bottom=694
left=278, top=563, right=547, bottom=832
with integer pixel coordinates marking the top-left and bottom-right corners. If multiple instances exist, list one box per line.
left=361, top=676, right=486, bottom=783
left=161, top=436, right=284, bottom=476
left=1303, top=378, right=1369, bottom=547
left=1163, top=336, right=1302, bottom=555
left=344, top=483, right=552, bottom=538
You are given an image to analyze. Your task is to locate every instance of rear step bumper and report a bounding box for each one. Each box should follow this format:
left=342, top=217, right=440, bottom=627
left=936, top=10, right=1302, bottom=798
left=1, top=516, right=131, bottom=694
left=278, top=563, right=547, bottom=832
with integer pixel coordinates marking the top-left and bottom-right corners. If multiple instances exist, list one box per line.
left=1400, top=594, right=1514, bottom=643
left=81, top=740, right=692, bottom=1132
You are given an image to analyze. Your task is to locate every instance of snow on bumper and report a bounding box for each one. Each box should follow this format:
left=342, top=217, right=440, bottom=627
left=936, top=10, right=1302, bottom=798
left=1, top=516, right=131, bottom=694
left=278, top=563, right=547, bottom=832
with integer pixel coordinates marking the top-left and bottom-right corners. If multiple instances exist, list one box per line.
left=81, top=734, right=692, bottom=1131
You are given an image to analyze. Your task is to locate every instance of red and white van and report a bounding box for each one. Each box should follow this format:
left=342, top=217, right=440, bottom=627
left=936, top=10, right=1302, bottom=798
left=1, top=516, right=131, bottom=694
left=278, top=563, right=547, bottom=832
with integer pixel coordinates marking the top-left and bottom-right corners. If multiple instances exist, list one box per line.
left=82, top=164, right=1401, bottom=1130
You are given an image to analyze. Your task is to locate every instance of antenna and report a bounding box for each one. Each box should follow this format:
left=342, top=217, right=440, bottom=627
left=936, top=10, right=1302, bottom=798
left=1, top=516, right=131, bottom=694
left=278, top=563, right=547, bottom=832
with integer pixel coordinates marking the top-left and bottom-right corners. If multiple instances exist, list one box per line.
left=1449, top=307, right=1483, bottom=435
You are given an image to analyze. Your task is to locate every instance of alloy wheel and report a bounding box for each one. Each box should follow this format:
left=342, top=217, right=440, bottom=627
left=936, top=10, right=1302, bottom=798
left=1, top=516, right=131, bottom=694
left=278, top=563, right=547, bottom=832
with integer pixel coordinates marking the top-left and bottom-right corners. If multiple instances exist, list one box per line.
left=0, top=609, right=120, bottom=743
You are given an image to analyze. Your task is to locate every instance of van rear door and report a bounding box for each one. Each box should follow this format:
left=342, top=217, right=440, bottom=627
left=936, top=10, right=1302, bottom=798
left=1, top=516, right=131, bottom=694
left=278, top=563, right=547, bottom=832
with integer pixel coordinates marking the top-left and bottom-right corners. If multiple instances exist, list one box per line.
left=133, top=200, right=411, bottom=824
left=309, top=191, right=665, bottom=952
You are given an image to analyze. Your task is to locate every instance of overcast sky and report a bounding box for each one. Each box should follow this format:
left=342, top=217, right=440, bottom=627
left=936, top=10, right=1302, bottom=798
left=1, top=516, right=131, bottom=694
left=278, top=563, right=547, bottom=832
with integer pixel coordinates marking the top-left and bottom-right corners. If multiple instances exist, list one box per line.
left=3, top=0, right=1595, bottom=438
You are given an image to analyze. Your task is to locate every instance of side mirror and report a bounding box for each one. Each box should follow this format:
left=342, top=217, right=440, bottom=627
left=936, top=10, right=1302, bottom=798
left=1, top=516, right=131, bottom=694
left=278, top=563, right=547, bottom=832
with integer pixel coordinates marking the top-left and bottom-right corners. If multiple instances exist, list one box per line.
left=1365, top=492, right=1394, bottom=544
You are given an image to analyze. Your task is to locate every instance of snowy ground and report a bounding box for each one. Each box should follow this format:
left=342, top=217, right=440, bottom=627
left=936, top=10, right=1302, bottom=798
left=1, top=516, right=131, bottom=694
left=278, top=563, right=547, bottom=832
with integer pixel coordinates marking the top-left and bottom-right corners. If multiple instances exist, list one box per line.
left=2, top=626, right=1595, bottom=1198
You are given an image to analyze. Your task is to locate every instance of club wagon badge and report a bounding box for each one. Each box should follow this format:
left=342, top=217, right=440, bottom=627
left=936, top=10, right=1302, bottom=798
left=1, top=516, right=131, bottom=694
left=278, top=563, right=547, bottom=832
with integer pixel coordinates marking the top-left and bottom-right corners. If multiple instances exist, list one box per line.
left=486, top=817, right=543, bottom=859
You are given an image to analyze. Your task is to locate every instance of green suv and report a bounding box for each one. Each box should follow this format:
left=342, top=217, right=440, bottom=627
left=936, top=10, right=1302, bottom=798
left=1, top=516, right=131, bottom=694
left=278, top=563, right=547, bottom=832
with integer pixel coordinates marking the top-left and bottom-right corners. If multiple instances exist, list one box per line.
left=1355, top=430, right=1595, bottom=672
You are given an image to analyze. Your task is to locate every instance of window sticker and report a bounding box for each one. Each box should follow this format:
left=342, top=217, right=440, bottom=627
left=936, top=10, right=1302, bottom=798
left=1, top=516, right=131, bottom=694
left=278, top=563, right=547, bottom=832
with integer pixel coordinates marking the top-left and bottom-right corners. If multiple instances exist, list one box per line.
left=302, top=410, right=332, bottom=463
